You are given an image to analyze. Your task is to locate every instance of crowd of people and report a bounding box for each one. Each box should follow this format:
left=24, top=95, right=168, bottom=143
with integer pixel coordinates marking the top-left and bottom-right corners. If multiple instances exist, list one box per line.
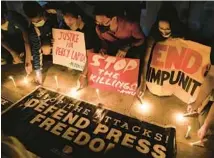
left=1, top=1, right=214, bottom=147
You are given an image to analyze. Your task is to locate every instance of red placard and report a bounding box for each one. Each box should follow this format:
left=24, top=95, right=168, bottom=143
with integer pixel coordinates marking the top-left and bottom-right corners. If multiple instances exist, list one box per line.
left=87, top=52, right=140, bottom=95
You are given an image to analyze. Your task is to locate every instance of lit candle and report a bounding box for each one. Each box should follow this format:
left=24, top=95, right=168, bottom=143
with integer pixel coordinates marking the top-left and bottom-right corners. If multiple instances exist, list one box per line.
left=9, top=76, right=17, bottom=88
left=175, top=112, right=186, bottom=124
left=23, top=74, right=29, bottom=84
left=54, top=75, right=59, bottom=89
left=138, top=101, right=151, bottom=114
left=96, top=89, right=101, bottom=102
left=190, top=138, right=207, bottom=147
left=185, top=126, right=191, bottom=139
left=69, top=88, right=78, bottom=97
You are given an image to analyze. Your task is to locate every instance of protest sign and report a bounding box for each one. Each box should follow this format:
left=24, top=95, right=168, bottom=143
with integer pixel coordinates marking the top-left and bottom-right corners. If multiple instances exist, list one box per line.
left=52, top=28, right=86, bottom=71
left=2, top=87, right=176, bottom=158
left=1, top=96, right=13, bottom=113
left=87, top=52, right=140, bottom=95
left=146, top=38, right=211, bottom=103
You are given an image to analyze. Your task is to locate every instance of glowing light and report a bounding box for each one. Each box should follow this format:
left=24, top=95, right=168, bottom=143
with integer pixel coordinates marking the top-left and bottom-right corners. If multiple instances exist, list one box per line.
left=138, top=101, right=151, bottom=114
left=175, top=112, right=186, bottom=124
left=69, top=88, right=78, bottom=97
left=23, top=76, right=29, bottom=84
left=9, top=76, right=17, bottom=88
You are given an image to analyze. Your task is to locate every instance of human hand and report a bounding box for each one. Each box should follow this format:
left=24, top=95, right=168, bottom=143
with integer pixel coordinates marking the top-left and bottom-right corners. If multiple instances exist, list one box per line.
left=25, top=61, right=33, bottom=75
left=187, top=103, right=198, bottom=113
left=116, top=49, right=127, bottom=58
left=198, top=124, right=208, bottom=142
left=35, top=70, right=42, bottom=85
left=78, top=74, right=87, bottom=89
left=99, top=48, right=107, bottom=56
left=136, top=82, right=147, bottom=102
left=13, top=55, right=23, bottom=64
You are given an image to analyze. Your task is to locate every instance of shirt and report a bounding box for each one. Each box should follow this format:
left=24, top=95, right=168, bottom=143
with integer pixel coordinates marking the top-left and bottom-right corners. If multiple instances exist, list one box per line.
left=96, top=17, right=145, bottom=52
left=1, top=11, right=28, bottom=53
left=29, top=13, right=60, bottom=70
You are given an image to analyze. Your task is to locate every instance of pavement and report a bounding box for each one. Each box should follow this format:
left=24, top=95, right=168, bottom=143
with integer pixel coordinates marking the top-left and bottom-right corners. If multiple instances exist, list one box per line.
left=1, top=62, right=214, bottom=158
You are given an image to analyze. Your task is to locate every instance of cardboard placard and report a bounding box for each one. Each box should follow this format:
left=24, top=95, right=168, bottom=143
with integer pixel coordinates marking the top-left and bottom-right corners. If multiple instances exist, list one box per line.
left=87, top=52, right=140, bottom=95
left=52, top=28, right=86, bottom=71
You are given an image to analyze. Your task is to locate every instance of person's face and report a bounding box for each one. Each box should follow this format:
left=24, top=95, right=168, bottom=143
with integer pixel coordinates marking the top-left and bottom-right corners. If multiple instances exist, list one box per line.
left=158, top=21, right=171, bottom=38
left=63, top=13, right=78, bottom=28
left=95, top=15, right=111, bottom=26
left=31, top=16, right=46, bottom=27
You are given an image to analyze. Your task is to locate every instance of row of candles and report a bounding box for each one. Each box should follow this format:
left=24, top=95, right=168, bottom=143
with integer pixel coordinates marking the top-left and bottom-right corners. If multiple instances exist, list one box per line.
left=8, top=75, right=203, bottom=146
left=8, top=74, right=101, bottom=101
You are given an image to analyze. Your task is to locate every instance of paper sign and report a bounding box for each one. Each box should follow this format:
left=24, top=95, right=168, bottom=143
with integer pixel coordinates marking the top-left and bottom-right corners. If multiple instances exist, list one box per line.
left=146, top=38, right=211, bottom=103
left=52, top=28, right=86, bottom=71
left=87, top=52, right=140, bottom=95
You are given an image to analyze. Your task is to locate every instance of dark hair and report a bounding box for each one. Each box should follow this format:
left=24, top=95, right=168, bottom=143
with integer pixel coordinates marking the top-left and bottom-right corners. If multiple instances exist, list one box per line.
left=62, top=2, right=83, bottom=18
left=150, top=3, right=186, bottom=41
left=93, top=3, right=123, bottom=18
left=23, top=1, right=44, bottom=19
left=1, top=1, right=7, bottom=20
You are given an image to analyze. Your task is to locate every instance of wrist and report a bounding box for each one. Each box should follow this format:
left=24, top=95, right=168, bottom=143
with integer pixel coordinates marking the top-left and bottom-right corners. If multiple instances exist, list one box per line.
left=80, top=73, right=87, bottom=78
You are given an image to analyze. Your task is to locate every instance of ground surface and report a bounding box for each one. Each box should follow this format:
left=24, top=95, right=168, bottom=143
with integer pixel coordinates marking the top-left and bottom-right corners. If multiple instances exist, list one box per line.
left=1, top=62, right=214, bottom=158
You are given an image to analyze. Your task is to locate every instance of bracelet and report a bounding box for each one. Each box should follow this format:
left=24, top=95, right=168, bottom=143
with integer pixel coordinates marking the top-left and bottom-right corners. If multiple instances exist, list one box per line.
left=80, top=74, right=87, bottom=78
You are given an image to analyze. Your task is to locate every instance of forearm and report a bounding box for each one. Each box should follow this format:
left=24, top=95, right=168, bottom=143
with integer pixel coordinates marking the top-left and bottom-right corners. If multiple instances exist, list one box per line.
left=193, top=69, right=214, bottom=109
left=140, top=37, right=154, bottom=86
left=203, top=102, right=214, bottom=130
left=132, top=39, right=145, bottom=47
left=23, top=32, right=32, bottom=62
left=1, top=41, right=18, bottom=57
left=81, top=49, right=93, bottom=76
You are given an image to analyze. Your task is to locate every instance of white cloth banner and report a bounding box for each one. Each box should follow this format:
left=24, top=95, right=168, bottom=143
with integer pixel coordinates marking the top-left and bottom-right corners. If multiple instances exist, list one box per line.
left=146, top=38, right=211, bottom=104
left=52, top=28, right=86, bottom=71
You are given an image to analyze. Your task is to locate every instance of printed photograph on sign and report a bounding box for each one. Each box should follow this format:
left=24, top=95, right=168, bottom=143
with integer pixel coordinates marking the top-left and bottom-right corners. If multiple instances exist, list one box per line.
left=146, top=38, right=211, bottom=103
left=87, top=52, right=140, bottom=96
left=52, top=28, right=86, bottom=71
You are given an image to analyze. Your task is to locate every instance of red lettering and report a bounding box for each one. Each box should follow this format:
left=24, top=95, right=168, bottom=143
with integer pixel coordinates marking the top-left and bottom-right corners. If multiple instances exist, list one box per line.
left=151, top=44, right=167, bottom=68
left=165, top=46, right=187, bottom=69
left=182, top=49, right=202, bottom=74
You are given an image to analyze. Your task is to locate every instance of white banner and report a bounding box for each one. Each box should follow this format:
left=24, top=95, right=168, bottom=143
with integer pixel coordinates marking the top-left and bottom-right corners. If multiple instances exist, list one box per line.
left=146, top=38, right=211, bottom=104
left=52, top=28, right=86, bottom=71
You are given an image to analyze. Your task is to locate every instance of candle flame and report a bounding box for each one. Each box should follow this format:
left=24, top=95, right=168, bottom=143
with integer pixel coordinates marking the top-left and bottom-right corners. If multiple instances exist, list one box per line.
left=175, top=112, right=186, bottom=123
left=138, top=101, right=151, bottom=114
left=69, top=88, right=78, bottom=97
left=23, top=77, right=29, bottom=84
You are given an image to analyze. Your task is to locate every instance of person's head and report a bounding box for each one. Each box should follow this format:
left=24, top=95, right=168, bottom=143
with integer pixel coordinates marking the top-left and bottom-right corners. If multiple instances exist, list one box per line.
left=23, top=2, right=46, bottom=27
left=62, top=3, right=84, bottom=30
left=1, top=9, right=7, bottom=24
left=152, top=3, right=184, bottom=40
left=94, top=5, right=120, bottom=32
